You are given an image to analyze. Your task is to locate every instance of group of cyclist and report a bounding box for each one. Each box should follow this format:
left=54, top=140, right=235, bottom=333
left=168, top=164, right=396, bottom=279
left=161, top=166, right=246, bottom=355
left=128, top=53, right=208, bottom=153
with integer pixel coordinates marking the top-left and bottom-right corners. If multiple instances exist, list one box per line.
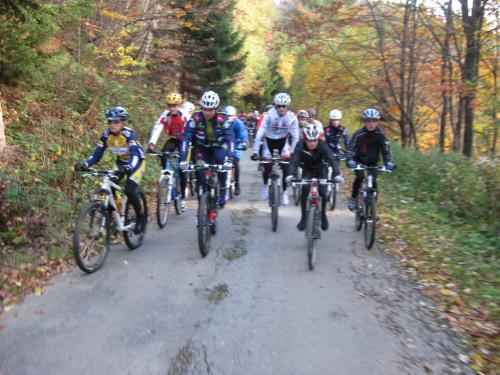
left=74, top=89, right=395, bottom=234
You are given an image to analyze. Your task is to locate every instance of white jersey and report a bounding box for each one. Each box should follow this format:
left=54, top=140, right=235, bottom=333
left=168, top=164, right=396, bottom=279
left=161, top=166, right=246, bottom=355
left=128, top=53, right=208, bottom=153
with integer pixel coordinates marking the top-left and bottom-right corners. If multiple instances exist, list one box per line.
left=253, top=108, right=299, bottom=154
left=148, top=109, right=188, bottom=145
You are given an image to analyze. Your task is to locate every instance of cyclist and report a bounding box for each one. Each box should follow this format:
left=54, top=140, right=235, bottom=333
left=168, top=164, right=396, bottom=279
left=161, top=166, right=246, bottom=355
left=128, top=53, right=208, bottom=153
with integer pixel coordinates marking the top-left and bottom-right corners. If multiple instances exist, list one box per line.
left=251, top=92, right=299, bottom=205
left=324, top=109, right=349, bottom=157
left=346, top=108, right=395, bottom=211
left=180, top=91, right=234, bottom=208
left=297, top=109, right=324, bottom=139
left=225, top=105, right=248, bottom=196
left=147, top=92, right=189, bottom=211
left=74, top=106, right=147, bottom=233
left=286, top=124, right=343, bottom=231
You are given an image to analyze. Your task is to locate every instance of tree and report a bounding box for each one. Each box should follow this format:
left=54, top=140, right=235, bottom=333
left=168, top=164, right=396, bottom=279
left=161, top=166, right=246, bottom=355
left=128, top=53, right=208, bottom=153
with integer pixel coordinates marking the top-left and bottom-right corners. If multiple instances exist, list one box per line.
left=179, top=0, right=246, bottom=102
left=459, top=0, right=489, bottom=157
left=0, top=91, right=5, bottom=153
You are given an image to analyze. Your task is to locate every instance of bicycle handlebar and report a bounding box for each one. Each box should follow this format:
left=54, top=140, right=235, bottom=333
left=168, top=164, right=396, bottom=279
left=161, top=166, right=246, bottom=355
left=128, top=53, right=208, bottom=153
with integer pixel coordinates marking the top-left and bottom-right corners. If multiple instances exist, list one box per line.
left=291, top=178, right=332, bottom=187
left=352, top=164, right=392, bottom=173
left=80, top=168, right=118, bottom=178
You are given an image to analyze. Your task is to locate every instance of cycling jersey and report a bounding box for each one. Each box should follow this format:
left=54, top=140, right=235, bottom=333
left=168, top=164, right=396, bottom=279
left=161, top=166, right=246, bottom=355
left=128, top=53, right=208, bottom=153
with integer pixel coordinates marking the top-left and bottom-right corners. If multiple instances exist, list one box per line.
left=181, top=111, right=235, bottom=160
left=349, top=126, right=392, bottom=166
left=253, top=108, right=299, bottom=154
left=148, top=109, right=189, bottom=145
left=86, top=127, right=145, bottom=173
left=290, top=139, right=339, bottom=176
left=323, top=124, right=349, bottom=153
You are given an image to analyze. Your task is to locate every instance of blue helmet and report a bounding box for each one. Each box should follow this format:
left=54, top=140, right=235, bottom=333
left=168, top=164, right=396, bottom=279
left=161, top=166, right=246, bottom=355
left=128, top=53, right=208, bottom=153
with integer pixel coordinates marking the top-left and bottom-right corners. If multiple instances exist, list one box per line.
left=361, top=108, right=381, bottom=120
left=106, top=106, right=128, bottom=121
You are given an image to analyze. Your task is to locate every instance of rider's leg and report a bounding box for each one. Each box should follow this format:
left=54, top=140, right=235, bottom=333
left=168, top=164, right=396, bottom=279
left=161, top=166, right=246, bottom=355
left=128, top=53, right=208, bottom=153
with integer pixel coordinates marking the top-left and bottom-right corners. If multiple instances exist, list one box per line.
left=125, top=162, right=146, bottom=233
left=215, top=147, right=228, bottom=207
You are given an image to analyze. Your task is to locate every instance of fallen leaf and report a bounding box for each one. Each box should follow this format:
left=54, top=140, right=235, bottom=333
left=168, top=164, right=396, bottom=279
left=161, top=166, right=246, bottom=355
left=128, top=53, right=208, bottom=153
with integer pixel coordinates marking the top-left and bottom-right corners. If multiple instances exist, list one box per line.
left=458, top=354, right=470, bottom=364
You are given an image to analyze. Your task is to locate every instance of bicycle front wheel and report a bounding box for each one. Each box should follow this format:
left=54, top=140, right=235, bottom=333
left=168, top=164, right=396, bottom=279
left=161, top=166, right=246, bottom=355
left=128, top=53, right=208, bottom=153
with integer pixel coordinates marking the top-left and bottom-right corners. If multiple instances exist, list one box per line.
left=306, top=208, right=317, bottom=270
left=328, top=183, right=337, bottom=211
left=271, top=180, right=279, bottom=232
left=156, top=177, right=171, bottom=228
left=73, top=202, right=110, bottom=274
left=364, top=194, right=377, bottom=249
left=198, top=193, right=211, bottom=256
left=173, top=177, right=181, bottom=215
left=124, top=191, right=148, bottom=250
left=293, top=185, right=301, bottom=206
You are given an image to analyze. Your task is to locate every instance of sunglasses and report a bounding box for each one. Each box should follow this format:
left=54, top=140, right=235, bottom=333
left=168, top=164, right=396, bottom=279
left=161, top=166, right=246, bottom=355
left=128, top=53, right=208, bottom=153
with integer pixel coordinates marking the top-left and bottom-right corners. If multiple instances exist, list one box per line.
left=275, top=105, right=287, bottom=108
left=305, top=138, right=319, bottom=142
left=107, top=120, right=122, bottom=124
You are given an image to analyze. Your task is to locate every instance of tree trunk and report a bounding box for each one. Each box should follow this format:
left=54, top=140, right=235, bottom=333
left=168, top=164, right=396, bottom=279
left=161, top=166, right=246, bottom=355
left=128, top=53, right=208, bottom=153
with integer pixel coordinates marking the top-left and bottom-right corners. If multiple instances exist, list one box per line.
left=460, top=0, right=487, bottom=157
left=0, top=92, right=6, bottom=153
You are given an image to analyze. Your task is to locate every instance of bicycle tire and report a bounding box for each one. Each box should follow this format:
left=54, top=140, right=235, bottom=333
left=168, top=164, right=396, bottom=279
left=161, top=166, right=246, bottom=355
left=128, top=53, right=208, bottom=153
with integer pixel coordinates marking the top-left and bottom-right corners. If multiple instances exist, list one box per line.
left=328, top=183, right=337, bottom=211
left=156, top=177, right=170, bottom=228
left=364, top=194, right=377, bottom=249
left=198, top=193, right=211, bottom=256
left=306, top=208, right=317, bottom=270
left=73, top=201, right=110, bottom=274
left=355, top=195, right=363, bottom=231
left=124, top=191, right=147, bottom=250
left=173, top=177, right=181, bottom=215
left=271, top=180, right=279, bottom=232
left=293, top=185, right=301, bottom=206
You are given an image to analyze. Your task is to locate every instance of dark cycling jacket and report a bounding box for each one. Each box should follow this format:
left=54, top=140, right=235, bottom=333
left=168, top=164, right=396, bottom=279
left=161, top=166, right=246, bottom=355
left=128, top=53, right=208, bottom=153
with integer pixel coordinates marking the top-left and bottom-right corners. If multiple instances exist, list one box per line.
left=323, top=124, right=349, bottom=153
left=181, top=111, right=235, bottom=160
left=349, top=127, right=392, bottom=166
left=290, top=139, right=339, bottom=177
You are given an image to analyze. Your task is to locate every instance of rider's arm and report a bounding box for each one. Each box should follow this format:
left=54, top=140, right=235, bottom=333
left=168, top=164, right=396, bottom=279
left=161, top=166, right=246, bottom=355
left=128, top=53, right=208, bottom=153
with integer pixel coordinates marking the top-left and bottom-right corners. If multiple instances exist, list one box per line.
left=289, top=139, right=304, bottom=176
left=222, top=118, right=236, bottom=158
left=148, top=110, right=169, bottom=146
left=253, top=115, right=269, bottom=154
left=342, top=128, right=350, bottom=150
left=181, top=117, right=196, bottom=160
left=321, top=141, right=340, bottom=175
left=235, top=118, right=249, bottom=143
left=85, top=131, right=108, bottom=167
left=125, top=130, right=144, bottom=173
left=347, top=129, right=360, bottom=161
left=289, top=116, right=300, bottom=152
left=380, top=130, right=393, bottom=165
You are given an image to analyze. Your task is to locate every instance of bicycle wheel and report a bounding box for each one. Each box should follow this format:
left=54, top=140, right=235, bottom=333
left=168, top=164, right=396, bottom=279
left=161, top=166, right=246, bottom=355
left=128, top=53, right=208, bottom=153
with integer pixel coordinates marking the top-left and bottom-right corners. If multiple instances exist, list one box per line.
left=124, top=191, right=148, bottom=249
left=364, top=194, right=377, bottom=249
left=328, top=183, right=337, bottom=211
left=271, top=180, right=279, bottom=232
left=156, top=177, right=170, bottom=228
left=198, top=193, right=211, bottom=256
left=306, top=208, right=317, bottom=270
left=73, top=201, right=110, bottom=274
left=355, top=195, right=363, bottom=231
left=293, top=185, right=301, bottom=206
left=173, top=177, right=181, bottom=215
left=188, top=171, right=196, bottom=197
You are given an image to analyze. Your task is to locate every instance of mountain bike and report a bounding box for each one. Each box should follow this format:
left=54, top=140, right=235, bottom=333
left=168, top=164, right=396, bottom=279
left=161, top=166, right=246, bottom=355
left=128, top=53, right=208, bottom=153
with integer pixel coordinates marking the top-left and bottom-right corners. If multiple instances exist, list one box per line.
left=327, top=149, right=347, bottom=211
left=351, top=164, right=391, bottom=249
left=148, top=150, right=183, bottom=228
left=73, top=169, right=148, bottom=273
left=192, top=161, right=231, bottom=257
left=226, top=144, right=246, bottom=200
left=293, top=166, right=302, bottom=206
left=259, top=150, right=290, bottom=232
left=292, top=178, right=331, bottom=270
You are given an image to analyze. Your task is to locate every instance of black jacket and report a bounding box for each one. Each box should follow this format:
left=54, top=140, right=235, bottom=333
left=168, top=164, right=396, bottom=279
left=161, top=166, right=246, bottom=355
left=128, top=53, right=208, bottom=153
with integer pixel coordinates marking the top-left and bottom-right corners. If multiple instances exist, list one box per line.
left=349, top=127, right=392, bottom=166
left=290, top=139, right=339, bottom=176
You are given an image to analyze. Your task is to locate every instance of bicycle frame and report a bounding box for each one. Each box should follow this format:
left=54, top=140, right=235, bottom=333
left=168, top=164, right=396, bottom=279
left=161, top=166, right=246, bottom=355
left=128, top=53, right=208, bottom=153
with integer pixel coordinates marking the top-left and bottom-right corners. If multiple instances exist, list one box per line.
left=84, top=170, right=135, bottom=232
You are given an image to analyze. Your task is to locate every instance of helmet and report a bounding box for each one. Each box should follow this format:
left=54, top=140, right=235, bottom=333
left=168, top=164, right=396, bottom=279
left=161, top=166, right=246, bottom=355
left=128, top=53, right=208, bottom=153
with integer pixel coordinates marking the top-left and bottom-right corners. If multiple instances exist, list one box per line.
left=273, top=93, right=291, bottom=106
left=264, top=104, right=274, bottom=112
left=224, top=106, right=237, bottom=116
left=200, top=91, right=220, bottom=109
left=303, top=124, right=321, bottom=141
left=297, top=110, right=309, bottom=119
left=183, top=101, right=195, bottom=113
left=165, top=92, right=183, bottom=105
left=361, top=108, right=381, bottom=120
left=329, top=109, right=342, bottom=120
left=106, top=106, right=128, bottom=121
left=307, top=108, right=317, bottom=118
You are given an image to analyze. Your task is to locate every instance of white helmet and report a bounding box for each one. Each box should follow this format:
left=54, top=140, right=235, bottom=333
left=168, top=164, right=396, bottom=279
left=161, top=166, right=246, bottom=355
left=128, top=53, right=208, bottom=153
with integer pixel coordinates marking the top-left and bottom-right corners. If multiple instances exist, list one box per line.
left=329, top=109, right=342, bottom=120
left=200, top=91, right=220, bottom=109
left=303, top=123, right=321, bottom=141
left=361, top=108, right=381, bottom=120
left=273, top=92, right=291, bottom=106
left=224, top=106, right=237, bottom=116
left=183, top=101, right=195, bottom=113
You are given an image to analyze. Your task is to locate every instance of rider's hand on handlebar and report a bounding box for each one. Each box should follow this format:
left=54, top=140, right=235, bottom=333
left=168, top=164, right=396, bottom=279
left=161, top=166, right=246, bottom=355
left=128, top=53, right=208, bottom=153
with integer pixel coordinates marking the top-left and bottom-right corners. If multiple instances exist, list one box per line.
left=385, top=162, right=395, bottom=171
left=251, top=153, right=259, bottom=161
left=285, top=175, right=294, bottom=185
left=334, top=175, right=345, bottom=184
left=180, top=161, right=190, bottom=171
left=74, top=161, right=89, bottom=172
left=122, top=164, right=133, bottom=175
left=146, top=144, right=155, bottom=154
left=347, top=159, right=357, bottom=169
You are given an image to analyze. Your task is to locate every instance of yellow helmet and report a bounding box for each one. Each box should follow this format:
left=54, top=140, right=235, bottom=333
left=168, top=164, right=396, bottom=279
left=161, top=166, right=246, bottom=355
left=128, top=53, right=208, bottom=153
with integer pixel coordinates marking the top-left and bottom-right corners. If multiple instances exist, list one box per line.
left=165, top=92, right=183, bottom=105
